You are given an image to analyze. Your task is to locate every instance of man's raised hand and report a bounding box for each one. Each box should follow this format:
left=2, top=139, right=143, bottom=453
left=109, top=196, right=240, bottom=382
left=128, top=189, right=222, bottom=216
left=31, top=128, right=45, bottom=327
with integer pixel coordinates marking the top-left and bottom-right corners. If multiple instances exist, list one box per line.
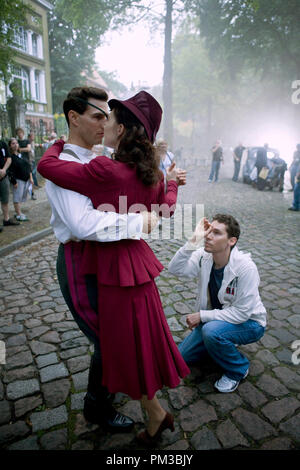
left=189, top=217, right=212, bottom=245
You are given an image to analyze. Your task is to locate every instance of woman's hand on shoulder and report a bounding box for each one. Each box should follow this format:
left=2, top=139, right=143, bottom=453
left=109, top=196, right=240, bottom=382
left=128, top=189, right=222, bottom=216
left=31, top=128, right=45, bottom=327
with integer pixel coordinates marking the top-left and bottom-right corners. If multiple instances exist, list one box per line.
left=55, top=139, right=65, bottom=149
left=176, top=168, right=186, bottom=186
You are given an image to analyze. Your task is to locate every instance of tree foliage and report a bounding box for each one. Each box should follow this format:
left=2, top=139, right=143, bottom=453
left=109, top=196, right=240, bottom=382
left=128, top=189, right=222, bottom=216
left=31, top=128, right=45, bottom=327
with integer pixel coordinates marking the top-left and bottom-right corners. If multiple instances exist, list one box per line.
left=0, top=0, right=29, bottom=82
left=49, top=0, right=142, bottom=112
left=186, top=0, right=300, bottom=81
left=178, top=0, right=300, bottom=152
left=172, top=21, right=236, bottom=151
left=96, top=69, right=128, bottom=96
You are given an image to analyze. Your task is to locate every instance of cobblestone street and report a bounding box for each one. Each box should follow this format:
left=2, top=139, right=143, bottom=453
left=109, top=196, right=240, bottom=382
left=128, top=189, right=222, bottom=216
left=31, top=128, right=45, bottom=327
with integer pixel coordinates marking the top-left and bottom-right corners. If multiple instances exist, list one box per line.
left=0, top=162, right=299, bottom=451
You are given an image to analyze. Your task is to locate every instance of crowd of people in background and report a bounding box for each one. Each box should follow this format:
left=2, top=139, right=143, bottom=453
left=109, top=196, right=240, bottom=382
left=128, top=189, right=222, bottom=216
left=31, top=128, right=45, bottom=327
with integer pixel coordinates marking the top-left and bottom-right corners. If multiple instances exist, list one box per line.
left=0, top=128, right=66, bottom=232
left=207, top=138, right=299, bottom=211
left=288, top=143, right=300, bottom=211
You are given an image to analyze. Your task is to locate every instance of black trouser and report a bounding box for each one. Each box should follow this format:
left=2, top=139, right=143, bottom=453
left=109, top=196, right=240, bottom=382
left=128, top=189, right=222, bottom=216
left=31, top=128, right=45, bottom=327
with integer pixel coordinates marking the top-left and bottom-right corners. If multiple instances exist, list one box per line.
left=56, top=243, right=109, bottom=401
left=232, top=160, right=241, bottom=181
left=256, top=165, right=267, bottom=190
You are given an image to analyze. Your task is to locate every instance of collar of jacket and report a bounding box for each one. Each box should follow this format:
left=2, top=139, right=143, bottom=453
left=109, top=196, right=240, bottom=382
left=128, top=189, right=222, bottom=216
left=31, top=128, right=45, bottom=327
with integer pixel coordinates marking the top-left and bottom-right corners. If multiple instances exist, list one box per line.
left=200, top=245, right=250, bottom=278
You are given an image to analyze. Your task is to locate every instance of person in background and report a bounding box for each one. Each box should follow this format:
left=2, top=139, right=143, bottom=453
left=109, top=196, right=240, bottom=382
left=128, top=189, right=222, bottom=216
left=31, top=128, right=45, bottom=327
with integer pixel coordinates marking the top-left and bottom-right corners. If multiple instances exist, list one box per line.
left=0, top=138, right=20, bottom=229
left=288, top=168, right=300, bottom=212
left=16, top=127, right=31, bottom=162
left=255, top=147, right=268, bottom=191
left=155, top=139, right=174, bottom=179
left=232, top=142, right=245, bottom=182
left=46, top=132, right=58, bottom=148
left=8, top=138, right=33, bottom=221
left=208, top=140, right=223, bottom=183
left=289, top=144, right=300, bottom=191
left=28, top=131, right=39, bottom=194
left=155, top=139, right=185, bottom=229
left=39, top=132, right=58, bottom=151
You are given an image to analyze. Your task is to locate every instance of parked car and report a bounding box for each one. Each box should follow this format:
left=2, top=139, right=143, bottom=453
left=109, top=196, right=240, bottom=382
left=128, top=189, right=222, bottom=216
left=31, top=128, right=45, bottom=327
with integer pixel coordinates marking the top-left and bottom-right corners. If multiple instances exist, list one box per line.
left=242, top=147, right=287, bottom=191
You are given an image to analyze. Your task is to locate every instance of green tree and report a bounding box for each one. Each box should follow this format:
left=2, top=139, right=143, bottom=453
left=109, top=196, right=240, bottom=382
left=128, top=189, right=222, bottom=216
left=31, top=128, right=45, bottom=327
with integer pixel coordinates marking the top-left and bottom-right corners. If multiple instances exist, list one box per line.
left=172, top=21, right=240, bottom=152
left=96, top=69, right=128, bottom=96
left=0, top=0, right=29, bottom=82
left=49, top=0, right=142, bottom=113
left=180, top=0, right=300, bottom=150
left=128, top=0, right=186, bottom=149
left=186, top=0, right=300, bottom=100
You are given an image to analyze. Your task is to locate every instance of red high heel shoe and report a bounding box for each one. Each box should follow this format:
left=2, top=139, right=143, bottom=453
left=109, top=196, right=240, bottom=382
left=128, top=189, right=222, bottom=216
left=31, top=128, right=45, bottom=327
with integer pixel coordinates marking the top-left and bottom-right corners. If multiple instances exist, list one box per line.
left=136, top=412, right=175, bottom=446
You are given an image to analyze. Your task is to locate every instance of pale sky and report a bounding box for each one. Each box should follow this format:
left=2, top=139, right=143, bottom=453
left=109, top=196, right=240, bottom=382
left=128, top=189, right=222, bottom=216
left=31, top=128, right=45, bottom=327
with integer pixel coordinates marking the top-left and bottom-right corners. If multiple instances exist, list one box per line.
left=95, top=22, right=165, bottom=89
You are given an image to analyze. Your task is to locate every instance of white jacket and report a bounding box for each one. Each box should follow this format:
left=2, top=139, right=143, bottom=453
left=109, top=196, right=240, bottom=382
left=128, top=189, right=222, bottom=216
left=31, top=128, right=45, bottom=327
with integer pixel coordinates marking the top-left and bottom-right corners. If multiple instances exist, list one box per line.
left=168, top=243, right=267, bottom=327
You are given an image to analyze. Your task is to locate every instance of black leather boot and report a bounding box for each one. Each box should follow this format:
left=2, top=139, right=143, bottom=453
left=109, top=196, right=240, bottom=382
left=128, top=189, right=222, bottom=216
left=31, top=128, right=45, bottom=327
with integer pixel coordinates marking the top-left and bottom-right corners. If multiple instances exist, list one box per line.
left=83, top=392, right=134, bottom=432
left=83, top=355, right=134, bottom=432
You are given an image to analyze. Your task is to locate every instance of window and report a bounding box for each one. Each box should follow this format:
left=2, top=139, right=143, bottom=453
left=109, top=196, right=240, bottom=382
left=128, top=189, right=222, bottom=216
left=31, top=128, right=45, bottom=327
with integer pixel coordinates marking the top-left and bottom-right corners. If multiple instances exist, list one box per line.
left=32, top=33, right=38, bottom=56
left=34, top=70, right=40, bottom=101
left=13, top=27, right=28, bottom=52
left=11, top=66, right=29, bottom=99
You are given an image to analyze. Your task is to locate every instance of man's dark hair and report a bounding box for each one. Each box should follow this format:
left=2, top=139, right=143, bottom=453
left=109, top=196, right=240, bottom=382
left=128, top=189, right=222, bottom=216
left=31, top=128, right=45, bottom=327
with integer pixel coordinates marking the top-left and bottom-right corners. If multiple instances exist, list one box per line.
left=212, top=214, right=240, bottom=242
left=63, top=87, right=108, bottom=126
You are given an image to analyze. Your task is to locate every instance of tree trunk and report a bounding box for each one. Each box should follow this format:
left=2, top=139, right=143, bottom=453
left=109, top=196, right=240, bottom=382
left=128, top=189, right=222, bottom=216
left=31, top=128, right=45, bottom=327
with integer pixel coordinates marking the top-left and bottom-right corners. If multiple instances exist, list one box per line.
left=206, top=96, right=212, bottom=148
left=162, top=0, right=173, bottom=149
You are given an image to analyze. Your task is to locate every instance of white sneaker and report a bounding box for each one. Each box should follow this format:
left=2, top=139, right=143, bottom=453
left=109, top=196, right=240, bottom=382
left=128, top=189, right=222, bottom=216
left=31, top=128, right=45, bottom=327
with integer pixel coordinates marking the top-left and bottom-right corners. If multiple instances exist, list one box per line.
left=214, top=369, right=249, bottom=393
left=15, top=213, right=29, bottom=222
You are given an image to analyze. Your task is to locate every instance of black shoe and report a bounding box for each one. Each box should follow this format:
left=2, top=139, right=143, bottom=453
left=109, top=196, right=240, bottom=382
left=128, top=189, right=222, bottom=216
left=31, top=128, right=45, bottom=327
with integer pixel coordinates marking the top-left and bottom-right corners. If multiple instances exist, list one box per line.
left=83, top=393, right=134, bottom=433
left=0, top=226, right=2, bottom=232
left=31, top=194, right=37, bottom=200
left=3, top=219, right=20, bottom=226
left=288, top=207, right=299, bottom=211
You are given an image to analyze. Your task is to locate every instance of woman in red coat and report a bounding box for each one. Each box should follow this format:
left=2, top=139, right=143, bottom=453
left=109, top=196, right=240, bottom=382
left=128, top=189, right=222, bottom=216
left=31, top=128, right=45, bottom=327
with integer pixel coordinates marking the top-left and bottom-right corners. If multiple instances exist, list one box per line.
left=38, top=91, right=190, bottom=444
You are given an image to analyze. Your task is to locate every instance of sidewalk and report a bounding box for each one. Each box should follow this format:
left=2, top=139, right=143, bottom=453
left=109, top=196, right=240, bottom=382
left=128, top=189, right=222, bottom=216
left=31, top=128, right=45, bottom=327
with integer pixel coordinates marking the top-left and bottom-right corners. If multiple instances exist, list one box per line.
left=0, top=180, right=52, bottom=254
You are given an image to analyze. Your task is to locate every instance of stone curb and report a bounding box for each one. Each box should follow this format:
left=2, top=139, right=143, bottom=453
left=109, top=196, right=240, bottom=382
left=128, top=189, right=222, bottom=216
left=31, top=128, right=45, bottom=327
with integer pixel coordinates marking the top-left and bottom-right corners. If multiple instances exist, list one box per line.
left=0, top=227, right=53, bottom=257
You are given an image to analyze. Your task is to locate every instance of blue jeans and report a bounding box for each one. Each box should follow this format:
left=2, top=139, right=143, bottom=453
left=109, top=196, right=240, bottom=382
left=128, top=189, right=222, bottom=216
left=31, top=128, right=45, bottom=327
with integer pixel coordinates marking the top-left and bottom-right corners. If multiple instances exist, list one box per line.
left=179, top=319, right=265, bottom=381
left=31, top=162, right=38, bottom=187
left=290, top=167, right=297, bottom=189
left=292, top=181, right=300, bottom=210
left=209, top=161, right=221, bottom=181
left=232, top=160, right=241, bottom=181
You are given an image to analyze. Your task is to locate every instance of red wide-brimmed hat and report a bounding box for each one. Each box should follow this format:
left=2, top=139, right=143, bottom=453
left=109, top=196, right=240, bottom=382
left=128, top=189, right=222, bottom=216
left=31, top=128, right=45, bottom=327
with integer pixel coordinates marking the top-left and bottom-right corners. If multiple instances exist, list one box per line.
left=108, top=91, right=162, bottom=143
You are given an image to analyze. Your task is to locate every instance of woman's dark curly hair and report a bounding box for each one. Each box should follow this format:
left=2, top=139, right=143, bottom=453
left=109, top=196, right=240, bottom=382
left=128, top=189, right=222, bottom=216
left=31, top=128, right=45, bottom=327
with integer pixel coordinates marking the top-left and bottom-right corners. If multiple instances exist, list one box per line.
left=112, top=104, right=162, bottom=186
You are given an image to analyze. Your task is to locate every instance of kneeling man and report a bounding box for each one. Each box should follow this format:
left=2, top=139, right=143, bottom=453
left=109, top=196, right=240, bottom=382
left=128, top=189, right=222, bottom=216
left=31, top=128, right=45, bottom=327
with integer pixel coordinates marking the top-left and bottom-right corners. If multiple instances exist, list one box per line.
left=168, top=214, right=266, bottom=393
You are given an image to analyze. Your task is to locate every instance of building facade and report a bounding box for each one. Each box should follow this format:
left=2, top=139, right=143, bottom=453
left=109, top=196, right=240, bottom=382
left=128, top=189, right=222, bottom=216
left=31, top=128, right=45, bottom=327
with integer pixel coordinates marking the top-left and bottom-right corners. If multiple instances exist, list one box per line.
left=2, top=0, right=54, bottom=137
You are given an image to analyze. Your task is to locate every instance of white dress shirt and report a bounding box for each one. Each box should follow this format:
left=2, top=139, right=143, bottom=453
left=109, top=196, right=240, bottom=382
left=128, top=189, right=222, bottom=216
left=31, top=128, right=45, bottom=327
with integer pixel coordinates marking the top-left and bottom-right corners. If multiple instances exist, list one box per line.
left=45, top=143, right=143, bottom=244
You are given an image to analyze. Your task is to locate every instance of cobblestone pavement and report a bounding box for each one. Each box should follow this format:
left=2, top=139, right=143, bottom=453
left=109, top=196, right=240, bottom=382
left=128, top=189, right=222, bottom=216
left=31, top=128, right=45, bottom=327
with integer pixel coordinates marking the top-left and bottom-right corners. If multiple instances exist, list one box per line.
left=0, top=162, right=299, bottom=451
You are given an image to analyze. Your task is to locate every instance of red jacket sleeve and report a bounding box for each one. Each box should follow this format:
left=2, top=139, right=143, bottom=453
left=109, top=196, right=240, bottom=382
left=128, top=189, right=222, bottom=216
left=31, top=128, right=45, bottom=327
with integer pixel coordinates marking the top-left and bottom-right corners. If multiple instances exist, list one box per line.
left=155, top=179, right=178, bottom=217
left=37, top=140, right=113, bottom=199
